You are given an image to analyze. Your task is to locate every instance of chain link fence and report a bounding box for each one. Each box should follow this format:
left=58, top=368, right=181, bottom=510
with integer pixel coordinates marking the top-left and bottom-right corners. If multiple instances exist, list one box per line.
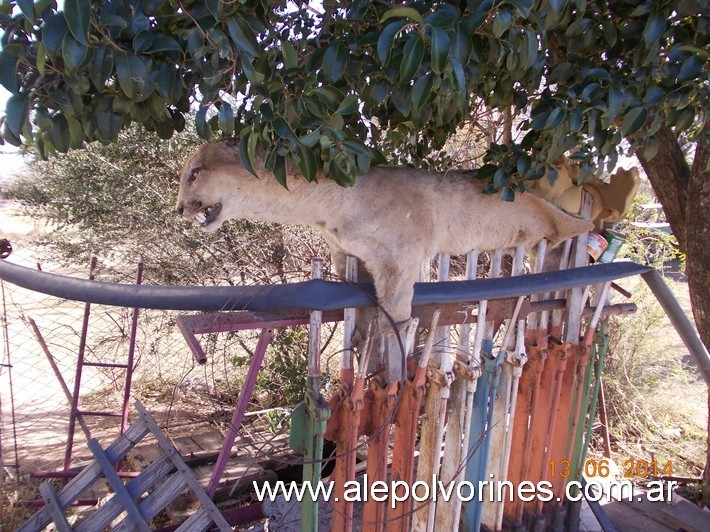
left=0, top=252, right=330, bottom=483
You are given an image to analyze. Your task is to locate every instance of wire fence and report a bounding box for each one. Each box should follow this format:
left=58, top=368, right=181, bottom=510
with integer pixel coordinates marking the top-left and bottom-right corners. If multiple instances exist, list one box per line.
left=0, top=255, right=322, bottom=481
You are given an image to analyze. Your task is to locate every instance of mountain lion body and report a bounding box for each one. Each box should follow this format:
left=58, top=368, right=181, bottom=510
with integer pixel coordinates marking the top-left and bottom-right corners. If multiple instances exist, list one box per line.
left=176, top=139, right=592, bottom=336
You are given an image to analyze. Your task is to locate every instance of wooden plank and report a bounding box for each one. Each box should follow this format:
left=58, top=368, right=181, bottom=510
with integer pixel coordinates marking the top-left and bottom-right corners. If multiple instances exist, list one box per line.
left=87, top=438, right=151, bottom=531
left=134, top=402, right=232, bottom=532
left=37, top=483, right=73, bottom=532
left=661, top=497, right=710, bottom=532
left=17, top=418, right=150, bottom=532
left=135, top=474, right=189, bottom=523
left=173, top=435, right=203, bottom=458
left=175, top=508, right=217, bottom=532
left=76, top=454, right=175, bottom=532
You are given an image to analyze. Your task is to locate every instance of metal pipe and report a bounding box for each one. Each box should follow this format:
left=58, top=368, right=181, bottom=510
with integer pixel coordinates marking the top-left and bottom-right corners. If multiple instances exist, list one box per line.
left=0, top=258, right=652, bottom=312
left=642, top=269, right=710, bottom=386
left=121, top=262, right=143, bottom=436
left=64, top=257, right=97, bottom=473
left=206, top=328, right=273, bottom=497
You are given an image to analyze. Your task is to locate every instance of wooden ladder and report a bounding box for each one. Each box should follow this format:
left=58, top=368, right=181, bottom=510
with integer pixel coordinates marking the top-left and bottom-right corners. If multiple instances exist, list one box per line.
left=18, top=401, right=232, bottom=532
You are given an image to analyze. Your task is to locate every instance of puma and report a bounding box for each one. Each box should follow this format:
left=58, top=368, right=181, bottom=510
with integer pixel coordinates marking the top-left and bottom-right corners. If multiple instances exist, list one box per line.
left=176, top=139, right=592, bottom=375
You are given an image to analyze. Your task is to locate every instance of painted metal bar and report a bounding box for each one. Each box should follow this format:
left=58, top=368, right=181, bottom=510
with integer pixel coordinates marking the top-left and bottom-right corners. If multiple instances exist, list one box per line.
left=64, top=256, right=97, bottom=473
left=0, top=257, right=652, bottom=312
left=436, top=250, right=479, bottom=531
left=482, top=246, right=527, bottom=530
left=641, top=269, right=710, bottom=386
left=300, top=258, right=329, bottom=532
left=29, top=318, right=92, bottom=442
left=206, top=328, right=273, bottom=497
left=414, top=254, right=453, bottom=532
left=462, top=249, right=503, bottom=532
left=390, top=316, right=429, bottom=532
left=121, top=262, right=143, bottom=436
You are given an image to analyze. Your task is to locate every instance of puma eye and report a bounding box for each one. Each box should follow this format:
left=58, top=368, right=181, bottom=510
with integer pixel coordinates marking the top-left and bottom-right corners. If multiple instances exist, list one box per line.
left=189, top=168, right=200, bottom=182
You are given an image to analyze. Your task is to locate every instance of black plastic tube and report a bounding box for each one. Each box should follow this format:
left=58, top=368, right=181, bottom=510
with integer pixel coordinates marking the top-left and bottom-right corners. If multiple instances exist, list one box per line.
left=0, top=259, right=651, bottom=312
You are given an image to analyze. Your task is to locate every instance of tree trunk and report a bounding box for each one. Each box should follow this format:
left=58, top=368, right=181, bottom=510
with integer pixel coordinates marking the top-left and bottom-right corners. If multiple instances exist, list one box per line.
left=687, top=126, right=710, bottom=507
left=637, top=127, right=710, bottom=507
left=636, top=126, right=691, bottom=250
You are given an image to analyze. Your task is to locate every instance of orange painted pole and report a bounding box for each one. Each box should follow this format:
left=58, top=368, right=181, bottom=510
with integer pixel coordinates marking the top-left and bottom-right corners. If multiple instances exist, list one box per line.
left=390, top=313, right=437, bottom=532
left=362, top=378, right=399, bottom=532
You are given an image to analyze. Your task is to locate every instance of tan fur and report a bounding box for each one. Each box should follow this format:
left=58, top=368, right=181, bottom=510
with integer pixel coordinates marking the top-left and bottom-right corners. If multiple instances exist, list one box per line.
left=176, top=139, right=593, bottom=325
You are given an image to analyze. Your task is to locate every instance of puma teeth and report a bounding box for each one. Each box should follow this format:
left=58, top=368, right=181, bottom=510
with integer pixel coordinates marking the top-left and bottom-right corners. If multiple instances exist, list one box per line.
left=194, top=202, right=222, bottom=227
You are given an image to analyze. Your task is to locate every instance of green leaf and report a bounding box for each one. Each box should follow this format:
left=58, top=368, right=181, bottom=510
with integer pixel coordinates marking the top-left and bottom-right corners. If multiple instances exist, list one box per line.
left=0, top=51, right=19, bottom=93
left=412, top=73, right=433, bottom=109
left=512, top=0, right=534, bottom=18
left=115, top=52, right=135, bottom=98
left=530, top=111, right=549, bottom=130
left=342, top=137, right=369, bottom=156
left=16, top=0, right=36, bottom=24
left=5, top=93, right=29, bottom=138
left=323, top=42, right=349, bottom=82
left=643, top=11, right=666, bottom=46
left=643, top=86, right=665, bottom=105
left=377, top=20, right=406, bottom=64
left=148, top=36, right=183, bottom=54
left=449, top=57, right=466, bottom=94
left=133, top=31, right=155, bottom=53
left=602, top=21, right=617, bottom=48
left=313, top=86, right=344, bottom=112
left=543, top=107, right=565, bottom=129
left=49, top=115, right=70, bottom=152
left=550, top=0, right=568, bottom=17
left=227, top=17, right=260, bottom=58
left=273, top=154, right=287, bottom=188
left=492, top=9, right=514, bottom=38
left=66, top=115, right=85, bottom=148
left=400, top=35, right=424, bottom=81
left=281, top=40, right=298, bottom=69
left=64, top=0, right=90, bottom=46
left=643, top=136, right=659, bottom=160
left=500, top=187, right=515, bottom=202
left=431, top=27, right=450, bottom=75
left=678, top=54, right=702, bottom=82
left=296, top=144, right=317, bottom=181
left=239, top=132, right=259, bottom=177
left=299, top=129, right=321, bottom=148
left=95, top=112, right=122, bottom=142
left=569, top=109, right=583, bottom=132
left=62, top=34, right=89, bottom=72
left=195, top=106, right=211, bottom=140
left=380, top=7, right=424, bottom=25
left=36, top=41, right=48, bottom=75
left=521, top=29, right=538, bottom=71
left=336, top=95, right=359, bottom=115
left=42, top=14, right=68, bottom=55
left=608, top=86, right=624, bottom=121
left=218, top=101, right=234, bottom=136
left=621, top=106, right=648, bottom=137
left=273, top=116, right=298, bottom=141
left=89, top=45, right=113, bottom=90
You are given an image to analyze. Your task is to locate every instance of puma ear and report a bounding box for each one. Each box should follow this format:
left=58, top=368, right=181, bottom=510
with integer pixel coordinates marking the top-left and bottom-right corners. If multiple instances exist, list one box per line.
left=222, top=137, right=239, bottom=149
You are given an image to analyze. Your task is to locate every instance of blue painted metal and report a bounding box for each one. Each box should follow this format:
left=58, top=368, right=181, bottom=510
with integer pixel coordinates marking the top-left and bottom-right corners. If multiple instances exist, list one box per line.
left=0, top=259, right=651, bottom=311
left=461, top=338, right=494, bottom=532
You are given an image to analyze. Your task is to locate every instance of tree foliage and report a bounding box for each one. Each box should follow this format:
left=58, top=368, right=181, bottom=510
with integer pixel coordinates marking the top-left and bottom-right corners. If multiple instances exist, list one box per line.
left=0, top=0, right=706, bottom=196
left=7, top=124, right=329, bottom=285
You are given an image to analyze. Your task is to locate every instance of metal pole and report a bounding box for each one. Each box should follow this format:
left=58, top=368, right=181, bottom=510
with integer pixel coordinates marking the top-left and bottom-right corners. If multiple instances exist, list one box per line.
left=641, top=269, right=710, bottom=386
left=121, top=262, right=143, bottom=436
left=64, top=256, right=97, bottom=473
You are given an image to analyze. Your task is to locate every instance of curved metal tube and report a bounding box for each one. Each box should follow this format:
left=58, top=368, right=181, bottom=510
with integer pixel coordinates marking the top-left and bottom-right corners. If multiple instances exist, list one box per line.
left=0, top=259, right=651, bottom=312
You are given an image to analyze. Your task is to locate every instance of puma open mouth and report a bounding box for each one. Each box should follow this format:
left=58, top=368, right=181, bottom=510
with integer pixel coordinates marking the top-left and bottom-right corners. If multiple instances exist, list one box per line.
left=193, top=202, right=222, bottom=227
